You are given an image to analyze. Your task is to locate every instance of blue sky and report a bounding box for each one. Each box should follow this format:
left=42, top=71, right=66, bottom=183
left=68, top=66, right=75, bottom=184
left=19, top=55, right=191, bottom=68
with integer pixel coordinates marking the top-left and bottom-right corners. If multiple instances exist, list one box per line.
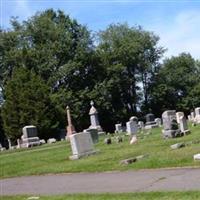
left=1, top=0, right=200, bottom=59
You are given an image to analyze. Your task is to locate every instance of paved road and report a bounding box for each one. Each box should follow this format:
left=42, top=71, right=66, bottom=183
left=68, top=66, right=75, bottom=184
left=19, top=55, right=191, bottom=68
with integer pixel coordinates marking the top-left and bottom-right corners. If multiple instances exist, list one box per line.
left=1, top=168, right=200, bottom=195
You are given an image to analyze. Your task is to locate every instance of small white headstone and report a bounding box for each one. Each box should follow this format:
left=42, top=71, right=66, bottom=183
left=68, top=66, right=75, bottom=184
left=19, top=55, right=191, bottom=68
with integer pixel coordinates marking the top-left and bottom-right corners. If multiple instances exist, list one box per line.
left=126, top=121, right=138, bottom=135
left=176, top=112, right=184, bottom=124
left=194, top=154, right=200, bottom=160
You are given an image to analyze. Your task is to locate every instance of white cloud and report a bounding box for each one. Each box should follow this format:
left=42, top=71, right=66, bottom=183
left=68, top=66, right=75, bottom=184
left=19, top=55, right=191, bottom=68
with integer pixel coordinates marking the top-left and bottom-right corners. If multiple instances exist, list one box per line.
left=152, top=10, right=200, bottom=59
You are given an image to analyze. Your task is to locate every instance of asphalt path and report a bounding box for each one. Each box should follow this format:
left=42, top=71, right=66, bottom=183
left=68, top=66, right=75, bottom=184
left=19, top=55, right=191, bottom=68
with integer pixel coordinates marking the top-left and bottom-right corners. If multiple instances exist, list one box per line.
left=1, top=168, right=200, bottom=195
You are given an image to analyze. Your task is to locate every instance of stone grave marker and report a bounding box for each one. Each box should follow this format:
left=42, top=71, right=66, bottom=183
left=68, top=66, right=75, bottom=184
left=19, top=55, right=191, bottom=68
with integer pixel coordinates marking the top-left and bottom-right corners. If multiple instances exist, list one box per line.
left=20, top=125, right=40, bottom=148
left=176, top=112, right=184, bottom=124
left=162, top=110, right=181, bottom=138
left=179, top=116, right=190, bottom=135
left=69, top=132, right=97, bottom=160
left=145, top=113, right=158, bottom=129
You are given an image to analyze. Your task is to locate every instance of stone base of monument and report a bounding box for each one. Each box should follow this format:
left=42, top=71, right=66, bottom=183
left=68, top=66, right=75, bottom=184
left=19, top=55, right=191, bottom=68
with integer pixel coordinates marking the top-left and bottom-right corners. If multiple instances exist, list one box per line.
left=69, top=132, right=98, bottom=160
left=195, top=117, right=200, bottom=124
left=162, top=129, right=183, bottom=138
left=20, top=137, right=40, bottom=148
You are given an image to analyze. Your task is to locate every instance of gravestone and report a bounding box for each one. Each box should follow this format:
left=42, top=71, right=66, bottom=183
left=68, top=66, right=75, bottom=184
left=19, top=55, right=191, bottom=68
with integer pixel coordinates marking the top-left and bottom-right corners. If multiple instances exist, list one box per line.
left=69, top=132, right=97, bottom=160
left=47, top=138, right=56, bottom=144
left=138, top=121, right=144, bottom=129
left=191, top=112, right=195, bottom=122
left=126, top=120, right=138, bottom=135
left=179, top=116, right=190, bottom=135
left=155, top=118, right=162, bottom=127
left=195, top=107, right=200, bottom=124
left=20, top=125, right=40, bottom=148
left=66, top=106, right=76, bottom=136
left=176, top=112, right=184, bottom=124
left=115, top=123, right=123, bottom=133
left=89, top=101, right=104, bottom=134
left=162, top=110, right=181, bottom=138
left=129, top=116, right=138, bottom=123
left=145, top=113, right=158, bottom=129
left=84, top=128, right=99, bottom=144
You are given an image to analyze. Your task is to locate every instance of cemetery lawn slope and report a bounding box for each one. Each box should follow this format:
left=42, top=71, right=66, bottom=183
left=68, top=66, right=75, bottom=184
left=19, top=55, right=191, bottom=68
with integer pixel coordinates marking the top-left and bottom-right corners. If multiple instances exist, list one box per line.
left=3, top=192, right=200, bottom=200
left=1, top=124, right=200, bottom=178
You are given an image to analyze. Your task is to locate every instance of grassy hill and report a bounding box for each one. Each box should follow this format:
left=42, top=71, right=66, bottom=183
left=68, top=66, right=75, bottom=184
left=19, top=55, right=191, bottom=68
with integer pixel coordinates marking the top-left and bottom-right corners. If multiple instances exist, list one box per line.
left=1, top=124, right=200, bottom=178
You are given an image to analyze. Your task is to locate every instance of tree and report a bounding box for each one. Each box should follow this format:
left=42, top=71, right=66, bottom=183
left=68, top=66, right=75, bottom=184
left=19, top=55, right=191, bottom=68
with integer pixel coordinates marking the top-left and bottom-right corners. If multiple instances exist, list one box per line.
left=96, top=23, right=164, bottom=116
left=1, top=67, right=59, bottom=143
left=149, top=53, right=198, bottom=115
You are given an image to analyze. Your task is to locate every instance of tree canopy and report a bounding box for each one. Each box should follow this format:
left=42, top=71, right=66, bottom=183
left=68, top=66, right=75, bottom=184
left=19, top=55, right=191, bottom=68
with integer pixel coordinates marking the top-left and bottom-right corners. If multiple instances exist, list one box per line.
left=0, top=9, right=199, bottom=143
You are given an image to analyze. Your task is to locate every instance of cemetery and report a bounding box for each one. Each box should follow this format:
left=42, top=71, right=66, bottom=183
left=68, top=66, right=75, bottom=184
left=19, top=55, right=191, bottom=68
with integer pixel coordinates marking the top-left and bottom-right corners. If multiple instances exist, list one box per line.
left=1, top=2, right=200, bottom=200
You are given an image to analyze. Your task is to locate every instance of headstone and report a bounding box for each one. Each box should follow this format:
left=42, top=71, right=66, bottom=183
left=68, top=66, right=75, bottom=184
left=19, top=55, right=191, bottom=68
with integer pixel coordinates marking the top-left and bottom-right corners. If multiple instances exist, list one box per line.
left=126, top=120, right=138, bottom=135
left=176, top=112, right=184, bottom=124
left=47, top=138, right=56, bottom=144
left=69, top=132, right=97, bottom=160
left=195, top=107, right=200, bottom=124
left=191, top=112, right=195, bottom=122
left=194, top=154, right=200, bottom=160
left=66, top=106, right=76, bottom=136
left=104, top=138, right=112, bottom=144
left=115, top=123, right=123, bottom=133
left=162, top=110, right=181, bottom=138
left=17, top=139, right=21, bottom=149
left=138, top=121, right=144, bottom=129
left=155, top=118, right=162, bottom=127
left=179, top=116, right=190, bottom=135
left=20, top=125, right=40, bottom=148
left=84, top=128, right=99, bottom=144
left=8, top=138, right=12, bottom=149
left=187, top=115, right=191, bottom=121
left=40, top=139, right=46, bottom=145
left=130, top=135, right=137, bottom=144
left=129, top=116, right=138, bottom=123
left=145, top=113, right=158, bottom=129
left=170, top=143, right=185, bottom=150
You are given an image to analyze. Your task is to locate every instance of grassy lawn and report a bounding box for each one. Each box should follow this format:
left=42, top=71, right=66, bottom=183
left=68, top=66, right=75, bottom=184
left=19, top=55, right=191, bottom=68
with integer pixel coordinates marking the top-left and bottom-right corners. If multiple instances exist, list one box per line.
left=1, top=124, right=200, bottom=178
left=3, top=192, right=200, bottom=200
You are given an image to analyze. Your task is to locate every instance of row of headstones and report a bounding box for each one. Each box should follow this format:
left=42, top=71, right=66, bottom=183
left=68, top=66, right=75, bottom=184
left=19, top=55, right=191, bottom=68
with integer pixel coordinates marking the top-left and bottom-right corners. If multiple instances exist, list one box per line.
left=0, top=126, right=58, bottom=151
left=115, top=114, right=162, bottom=135
left=188, top=107, right=200, bottom=124
left=114, top=110, right=190, bottom=139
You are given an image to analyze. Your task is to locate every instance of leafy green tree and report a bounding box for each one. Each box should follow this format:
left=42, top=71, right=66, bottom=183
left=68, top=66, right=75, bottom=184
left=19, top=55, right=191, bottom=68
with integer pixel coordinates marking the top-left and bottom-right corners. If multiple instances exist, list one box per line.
left=149, top=53, right=198, bottom=115
left=1, top=67, right=59, bottom=143
left=96, top=23, right=164, bottom=116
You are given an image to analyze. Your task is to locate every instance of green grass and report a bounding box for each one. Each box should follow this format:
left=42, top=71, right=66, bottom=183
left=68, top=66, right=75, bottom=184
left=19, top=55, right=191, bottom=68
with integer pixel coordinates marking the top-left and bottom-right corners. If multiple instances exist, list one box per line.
left=1, top=124, right=200, bottom=178
left=3, top=192, right=200, bottom=200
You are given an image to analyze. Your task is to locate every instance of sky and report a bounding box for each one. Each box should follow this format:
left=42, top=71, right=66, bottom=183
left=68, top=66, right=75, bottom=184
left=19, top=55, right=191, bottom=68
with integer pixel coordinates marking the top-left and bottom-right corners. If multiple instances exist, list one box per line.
left=1, top=0, right=200, bottom=59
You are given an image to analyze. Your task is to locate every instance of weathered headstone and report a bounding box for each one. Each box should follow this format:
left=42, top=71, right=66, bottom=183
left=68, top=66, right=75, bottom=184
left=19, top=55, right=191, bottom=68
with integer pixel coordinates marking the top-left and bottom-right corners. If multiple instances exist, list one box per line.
left=69, top=132, right=97, bottom=160
left=176, top=112, right=184, bottom=124
left=129, top=116, right=138, bottom=123
left=191, top=111, right=195, bottom=122
left=126, top=120, right=138, bottom=135
left=145, top=113, right=158, bottom=129
left=88, top=101, right=105, bottom=135
left=195, top=107, right=200, bottom=124
left=130, top=135, right=137, bottom=144
left=115, top=123, right=123, bottom=133
left=162, top=110, right=181, bottom=138
left=84, top=128, right=99, bottom=144
left=179, top=116, right=190, bottom=135
left=104, top=138, right=112, bottom=144
left=47, top=138, right=56, bottom=144
left=138, top=121, right=144, bottom=129
left=155, top=118, right=162, bottom=127
left=20, top=125, right=40, bottom=148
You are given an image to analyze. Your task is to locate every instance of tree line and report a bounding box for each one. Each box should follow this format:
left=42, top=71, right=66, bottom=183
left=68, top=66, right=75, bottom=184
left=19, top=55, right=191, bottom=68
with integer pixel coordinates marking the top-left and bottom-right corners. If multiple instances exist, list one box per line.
left=0, top=9, right=199, bottom=144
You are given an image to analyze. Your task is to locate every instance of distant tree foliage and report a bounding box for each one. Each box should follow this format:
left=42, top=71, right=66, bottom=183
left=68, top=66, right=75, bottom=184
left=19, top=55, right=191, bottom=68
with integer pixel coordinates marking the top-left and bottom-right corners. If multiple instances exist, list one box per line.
left=0, top=9, right=200, bottom=142
left=1, top=67, right=59, bottom=143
